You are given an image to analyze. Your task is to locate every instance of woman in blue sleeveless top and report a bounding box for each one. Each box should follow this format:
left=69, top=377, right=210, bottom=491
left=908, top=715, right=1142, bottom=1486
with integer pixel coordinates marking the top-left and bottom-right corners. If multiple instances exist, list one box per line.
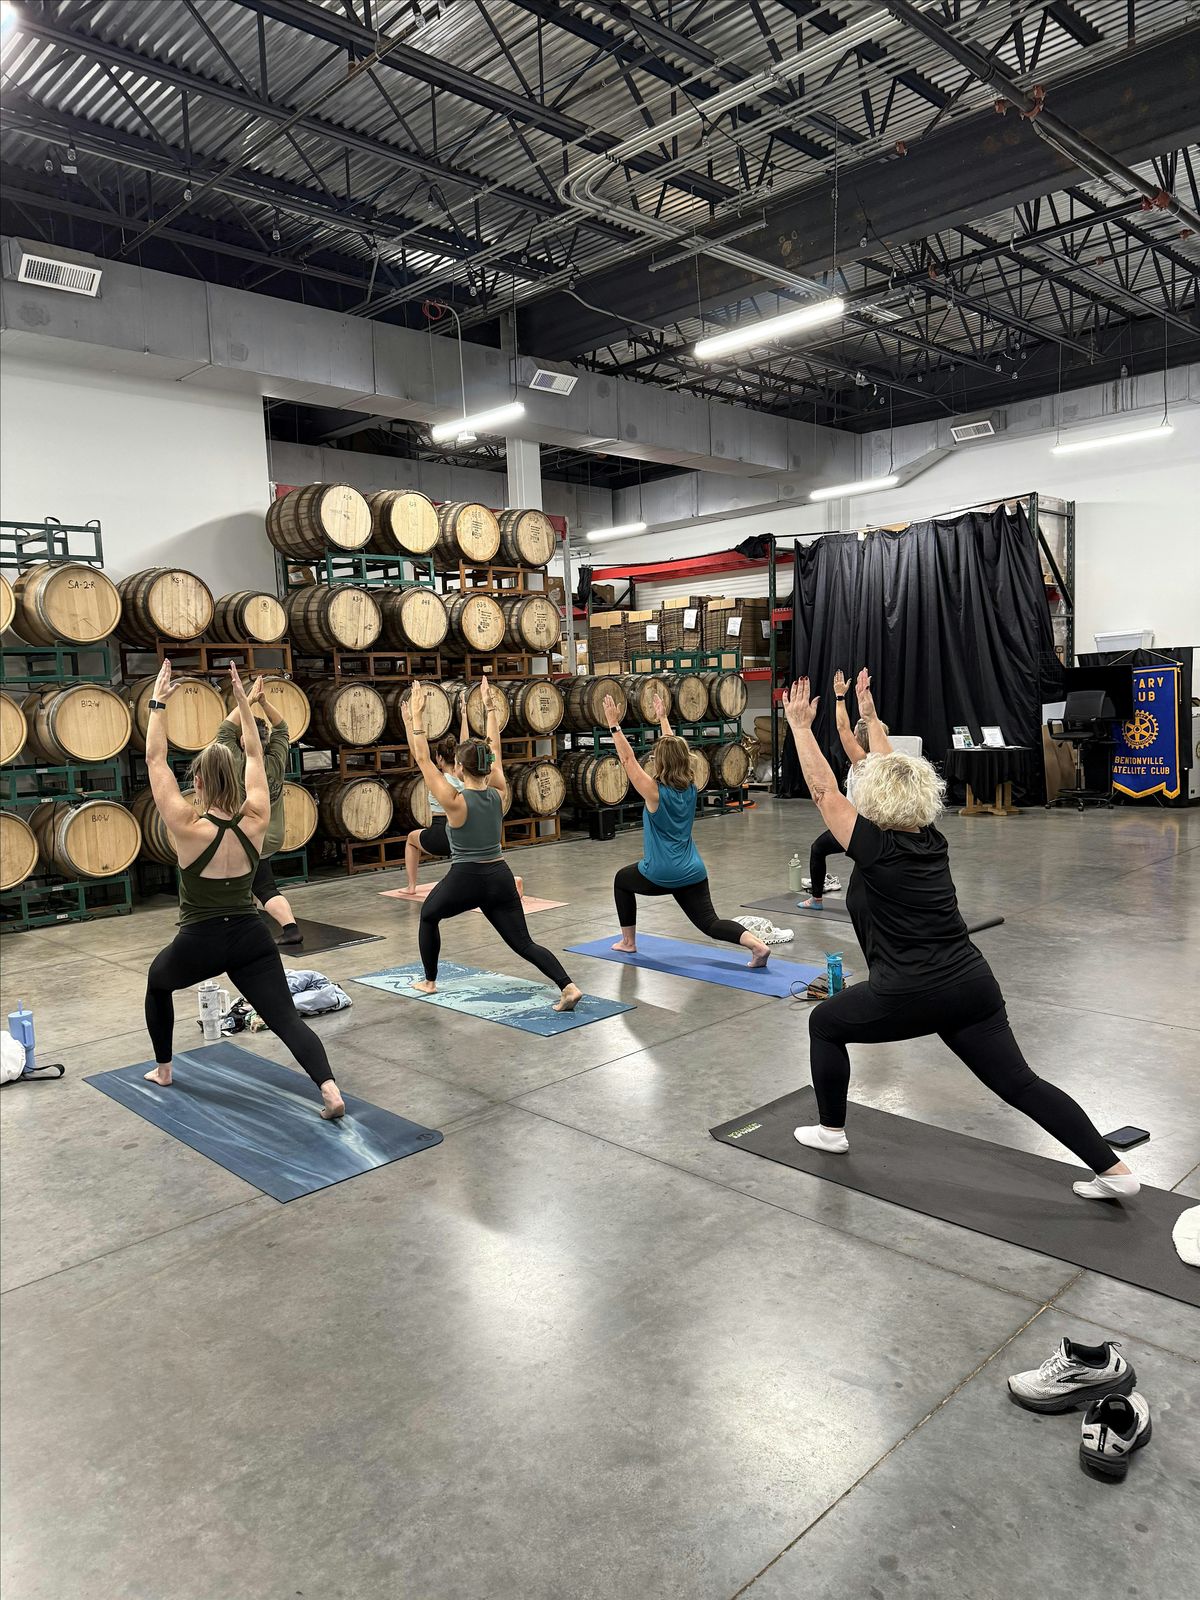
left=604, top=691, right=770, bottom=967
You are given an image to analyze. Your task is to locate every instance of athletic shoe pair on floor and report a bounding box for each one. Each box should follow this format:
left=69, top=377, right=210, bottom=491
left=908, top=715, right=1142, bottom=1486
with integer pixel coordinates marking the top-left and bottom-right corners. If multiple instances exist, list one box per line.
left=1008, top=1337, right=1152, bottom=1480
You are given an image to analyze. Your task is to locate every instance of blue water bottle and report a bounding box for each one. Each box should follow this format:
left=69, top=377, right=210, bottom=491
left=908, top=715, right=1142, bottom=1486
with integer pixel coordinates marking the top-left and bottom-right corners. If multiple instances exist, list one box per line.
left=8, top=1000, right=35, bottom=1076
left=824, top=952, right=844, bottom=996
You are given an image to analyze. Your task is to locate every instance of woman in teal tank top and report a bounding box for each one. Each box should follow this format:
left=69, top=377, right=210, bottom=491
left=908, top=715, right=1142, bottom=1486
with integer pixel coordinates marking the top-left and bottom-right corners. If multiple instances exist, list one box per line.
left=604, top=690, right=770, bottom=967
left=141, top=660, right=345, bottom=1120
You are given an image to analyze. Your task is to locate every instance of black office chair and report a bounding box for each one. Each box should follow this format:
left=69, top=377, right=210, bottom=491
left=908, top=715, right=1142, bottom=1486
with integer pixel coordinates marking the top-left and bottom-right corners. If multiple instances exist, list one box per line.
left=1047, top=690, right=1117, bottom=810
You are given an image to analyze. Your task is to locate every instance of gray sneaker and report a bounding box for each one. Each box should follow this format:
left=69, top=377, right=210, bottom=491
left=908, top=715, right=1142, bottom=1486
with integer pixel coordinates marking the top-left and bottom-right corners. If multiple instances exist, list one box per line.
left=1007, top=1337, right=1135, bottom=1413
left=1080, top=1391, right=1151, bottom=1479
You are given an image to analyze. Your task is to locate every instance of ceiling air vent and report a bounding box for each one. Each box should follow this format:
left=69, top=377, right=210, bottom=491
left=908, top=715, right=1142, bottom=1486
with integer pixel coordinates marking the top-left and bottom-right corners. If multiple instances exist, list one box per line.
left=2, top=239, right=103, bottom=297
left=950, top=419, right=996, bottom=443
left=528, top=367, right=578, bottom=396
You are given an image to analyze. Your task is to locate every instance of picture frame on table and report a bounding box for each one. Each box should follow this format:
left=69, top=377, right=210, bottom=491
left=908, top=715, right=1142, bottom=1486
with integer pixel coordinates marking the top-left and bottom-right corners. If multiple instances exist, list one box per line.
left=981, top=726, right=1006, bottom=748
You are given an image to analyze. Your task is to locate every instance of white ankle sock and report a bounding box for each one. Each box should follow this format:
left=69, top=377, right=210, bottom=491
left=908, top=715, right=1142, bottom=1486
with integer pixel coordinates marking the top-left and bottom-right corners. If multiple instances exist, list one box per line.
left=1073, top=1172, right=1140, bottom=1200
left=793, top=1123, right=849, bottom=1153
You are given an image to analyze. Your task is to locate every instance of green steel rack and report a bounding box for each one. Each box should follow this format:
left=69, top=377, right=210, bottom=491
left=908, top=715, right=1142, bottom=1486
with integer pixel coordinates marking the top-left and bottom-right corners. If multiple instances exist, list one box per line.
left=275, top=551, right=436, bottom=593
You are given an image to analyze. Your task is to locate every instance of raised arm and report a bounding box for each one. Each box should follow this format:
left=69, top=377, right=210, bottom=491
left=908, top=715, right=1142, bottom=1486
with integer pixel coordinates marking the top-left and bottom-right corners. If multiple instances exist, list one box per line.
left=604, top=692, right=658, bottom=806
left=403, top=683, right=467, bottom=821
left=783, top=679, right=857, bottom=848
left=144, top=659, right=199, bottom=835
left=833, top=669, right=868, bottom=765
left=653, top=690, right=672, bottom=739
left=229, top=666, right=270, bottom=826
left=475, top=678, right=507, bottom=799
left=459, top=693, right=470, bottom=745
left=855, top=668, right=893, bottom=755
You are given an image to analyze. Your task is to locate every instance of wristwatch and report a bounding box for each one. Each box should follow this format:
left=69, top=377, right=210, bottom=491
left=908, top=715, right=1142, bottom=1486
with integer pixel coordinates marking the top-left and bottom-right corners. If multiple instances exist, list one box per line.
left=148, top=698, right=168, bottom=711
left=835, top=695, right=845, bottom=702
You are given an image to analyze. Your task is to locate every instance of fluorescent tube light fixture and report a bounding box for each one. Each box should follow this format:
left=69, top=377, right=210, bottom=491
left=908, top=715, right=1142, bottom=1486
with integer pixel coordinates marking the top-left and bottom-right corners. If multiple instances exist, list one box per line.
left=809, top=474, right=899, bottom=502
left=1050, top=421, right=1174, bottom=456
left=430, top=401, right=525, bottom=443
left=695, top=297, right=845, bottom=361
left=586, top=522, right=648, bottom=542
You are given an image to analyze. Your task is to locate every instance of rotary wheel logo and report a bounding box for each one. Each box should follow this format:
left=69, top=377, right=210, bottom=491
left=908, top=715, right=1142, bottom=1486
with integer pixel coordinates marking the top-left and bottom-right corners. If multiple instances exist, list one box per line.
left=1123, top=708, right=1158, bottom=749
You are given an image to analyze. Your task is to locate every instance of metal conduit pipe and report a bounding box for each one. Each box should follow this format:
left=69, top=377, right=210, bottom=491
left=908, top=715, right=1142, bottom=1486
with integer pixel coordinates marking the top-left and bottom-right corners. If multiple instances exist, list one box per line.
left=881, top=0, right=1200, bottom=235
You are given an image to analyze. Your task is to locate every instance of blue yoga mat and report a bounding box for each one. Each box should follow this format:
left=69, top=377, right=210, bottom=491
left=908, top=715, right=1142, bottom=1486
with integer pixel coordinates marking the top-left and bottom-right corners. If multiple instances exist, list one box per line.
left=565, top=934, right=834, bottom=997
left=353, top=961, right=635, bottom=1035
left=85, top=1042, right=442, bottom=1203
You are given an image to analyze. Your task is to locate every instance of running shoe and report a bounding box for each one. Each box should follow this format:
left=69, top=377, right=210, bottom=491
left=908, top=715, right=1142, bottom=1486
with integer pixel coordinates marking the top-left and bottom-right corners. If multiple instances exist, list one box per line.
left=733, top=915, right=794, bottom=945
left=1007, top=1337, right=1135, bottom=1413
left=1079, top=1391, right=1151, bottom=1479
left=800, top=875, right=842, bottom=892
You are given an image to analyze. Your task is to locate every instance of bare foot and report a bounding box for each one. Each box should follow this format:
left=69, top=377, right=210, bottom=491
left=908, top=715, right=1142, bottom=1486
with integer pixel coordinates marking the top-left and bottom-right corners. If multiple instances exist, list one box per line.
left=410, top=977, right=437, bottom=994
left=396, top=887, right=419, bottom=897
left=320, top=1082, right=346, bottom=1120
left=144, top=1065, right=172, bottom=1086
left=611, top=938, right=637, bottom=953
left=514, top=875, right=524, bottom=900
left=553, top=983, right=583, bottom=1013
left=747, top=942, right=770, bottom=969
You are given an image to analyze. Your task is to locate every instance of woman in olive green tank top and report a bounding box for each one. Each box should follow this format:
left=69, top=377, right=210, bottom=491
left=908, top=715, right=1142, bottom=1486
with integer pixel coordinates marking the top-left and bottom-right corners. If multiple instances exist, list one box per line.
left=141, top=660, right=345, bottom=1119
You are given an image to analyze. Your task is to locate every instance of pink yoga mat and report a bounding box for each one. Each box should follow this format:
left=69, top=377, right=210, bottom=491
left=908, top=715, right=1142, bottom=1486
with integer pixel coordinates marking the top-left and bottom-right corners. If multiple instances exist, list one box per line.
left=380, top=885, right=566, bottom=914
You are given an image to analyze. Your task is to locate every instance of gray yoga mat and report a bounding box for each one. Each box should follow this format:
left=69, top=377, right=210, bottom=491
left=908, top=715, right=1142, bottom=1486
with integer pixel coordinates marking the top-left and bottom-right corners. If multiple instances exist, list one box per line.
left=711, top=1088, right=1198, bottom=1307
left=264, top=916, right=384, bottom=956
left=742, top=895, right=1003, bottom=936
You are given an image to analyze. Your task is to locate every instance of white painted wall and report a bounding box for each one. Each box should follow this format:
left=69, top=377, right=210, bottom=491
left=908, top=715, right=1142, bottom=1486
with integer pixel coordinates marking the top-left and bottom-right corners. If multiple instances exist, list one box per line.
left=0, top=354, right=276, bottom=590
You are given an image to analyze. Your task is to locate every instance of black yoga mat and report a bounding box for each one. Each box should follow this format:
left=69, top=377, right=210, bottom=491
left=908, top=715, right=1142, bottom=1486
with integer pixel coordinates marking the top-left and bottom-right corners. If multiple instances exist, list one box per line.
left=712, top=1088, right=1199, bottom=1307
left=742, top=895, right=1003, bottom=936
left=262, top=915, right=383, bottom=956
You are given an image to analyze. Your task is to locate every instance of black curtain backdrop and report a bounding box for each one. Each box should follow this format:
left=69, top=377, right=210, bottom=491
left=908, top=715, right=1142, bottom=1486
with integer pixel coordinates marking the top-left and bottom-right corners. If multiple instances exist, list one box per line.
left=783, top=505, right=1059, bottom=800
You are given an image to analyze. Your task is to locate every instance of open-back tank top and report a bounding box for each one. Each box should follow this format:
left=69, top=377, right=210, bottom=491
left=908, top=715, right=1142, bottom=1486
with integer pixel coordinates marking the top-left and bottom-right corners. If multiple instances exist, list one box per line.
left=177, top=813, right=260, bottom=925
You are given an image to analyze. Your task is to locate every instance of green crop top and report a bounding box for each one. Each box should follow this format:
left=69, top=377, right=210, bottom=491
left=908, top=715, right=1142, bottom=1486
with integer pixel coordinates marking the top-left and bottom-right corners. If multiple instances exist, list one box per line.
left=177, top=813, right=260, bottom=925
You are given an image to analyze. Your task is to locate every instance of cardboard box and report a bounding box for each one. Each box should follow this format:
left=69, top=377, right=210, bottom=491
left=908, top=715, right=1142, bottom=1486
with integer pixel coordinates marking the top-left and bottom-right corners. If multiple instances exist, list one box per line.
left=589, top=583, right=617, bottom=608
left=545, top=576, right=567, bottom=608
left=658, top=596, right=704, bottom=653
left=592, top=660, right=624, bottom=677
left=623, top=608, right=656, bottom=661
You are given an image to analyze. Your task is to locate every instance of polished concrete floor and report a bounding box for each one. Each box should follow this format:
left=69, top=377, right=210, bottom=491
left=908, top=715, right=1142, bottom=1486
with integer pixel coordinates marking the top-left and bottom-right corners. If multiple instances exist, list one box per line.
left=2, top=799, right=1198, bottom=1600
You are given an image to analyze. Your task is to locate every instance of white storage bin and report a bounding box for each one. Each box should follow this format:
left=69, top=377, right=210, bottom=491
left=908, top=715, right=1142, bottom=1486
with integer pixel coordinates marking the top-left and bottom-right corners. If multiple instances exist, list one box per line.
left=1094, top=629, right=1154, bottom=653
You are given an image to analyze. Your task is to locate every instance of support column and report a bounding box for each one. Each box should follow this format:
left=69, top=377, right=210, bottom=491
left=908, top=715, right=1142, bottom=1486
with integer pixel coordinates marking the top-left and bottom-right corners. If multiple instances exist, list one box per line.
left=505, top=435, right=542, bottom=509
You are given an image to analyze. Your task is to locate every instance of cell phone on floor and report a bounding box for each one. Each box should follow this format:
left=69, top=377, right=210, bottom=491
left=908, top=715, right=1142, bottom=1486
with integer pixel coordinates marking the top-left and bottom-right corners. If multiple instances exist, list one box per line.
left=1103, top=1126, right=1150, bottom=1151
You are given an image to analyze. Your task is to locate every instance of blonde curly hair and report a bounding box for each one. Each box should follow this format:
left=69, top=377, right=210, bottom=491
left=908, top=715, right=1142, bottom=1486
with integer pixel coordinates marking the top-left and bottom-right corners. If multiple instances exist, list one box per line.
left=852, top=751, right=945, bottom=830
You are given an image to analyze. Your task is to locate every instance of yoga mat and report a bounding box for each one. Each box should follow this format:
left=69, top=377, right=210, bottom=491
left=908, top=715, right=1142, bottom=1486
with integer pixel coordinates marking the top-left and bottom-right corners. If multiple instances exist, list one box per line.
left=565, top=934, right=833, bottom=998
left=712, top=1088, right=1200, bottom=1308
left=379, top=885, right=566, bottom=914
left=742, top=895, right=1004, bottom=936
left=265, top=916, right=384, bottom=956
left=353, top=961, right=634, bottom=1036
left=86, top=1042, right=442, bottom=1204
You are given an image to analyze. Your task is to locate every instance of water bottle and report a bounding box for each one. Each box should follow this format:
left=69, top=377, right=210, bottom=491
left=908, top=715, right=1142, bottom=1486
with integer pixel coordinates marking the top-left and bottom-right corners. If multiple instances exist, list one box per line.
left=788, top=853, right=805, bottom=893
left=7, top=1001, right=35, bottom=1075
left=824, top=951, right=844, bottom=995
left=197, top=982, right=231, bottom=1044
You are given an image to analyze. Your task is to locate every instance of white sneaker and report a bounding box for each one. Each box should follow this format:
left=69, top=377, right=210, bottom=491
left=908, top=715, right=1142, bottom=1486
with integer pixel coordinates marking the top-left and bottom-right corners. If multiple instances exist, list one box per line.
left=800, top=875, right=841, bottom=892
left=1080, top=1391, right=1151, bottom=1480
left=733, top=915, right=794, bottom=945
left=792, top=1124, right=849, bottom=1154
left=1007, top=1337, right=1135, bottom=1414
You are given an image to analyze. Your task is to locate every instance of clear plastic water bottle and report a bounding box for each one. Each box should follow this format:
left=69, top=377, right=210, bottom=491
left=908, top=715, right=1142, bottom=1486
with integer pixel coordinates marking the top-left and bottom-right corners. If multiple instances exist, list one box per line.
left=825, top=951, right=844, bottom=995
left=7, top=1001, right=35, bottom=1075
left=788, top=853, right=805, bottom=892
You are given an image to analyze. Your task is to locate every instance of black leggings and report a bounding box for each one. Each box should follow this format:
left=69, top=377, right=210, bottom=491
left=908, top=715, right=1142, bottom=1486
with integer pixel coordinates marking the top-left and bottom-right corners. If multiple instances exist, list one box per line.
left=807, top=967, right=1115, bottom=1171
left=419, top=860, right=572, bottom=989
left=809, top=829, right=843, bottom=898
left=146, top=914, right=334, bottom=1088
left=614, top=863, right=746, bottom=946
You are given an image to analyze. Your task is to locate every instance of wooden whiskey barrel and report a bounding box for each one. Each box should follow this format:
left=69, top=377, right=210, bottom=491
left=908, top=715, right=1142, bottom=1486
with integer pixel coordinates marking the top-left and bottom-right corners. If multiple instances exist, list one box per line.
left=434, top=502, right=501, bottom=568
left=126, top=676, right=224, bottom=754
left=381, top=681, right=452, bottom=742
left=280, top=781, right=318, bottom=851
left=30, top=798, right=141, bottom=879
left=10, top=563, right=122, bottom=645
left=304, top=679, right=387, bottom=747
left=700, top=670, right=748, bottom=720
left=507, top=760, right=566, bottom=817
left=266, top=484, right=371, bottom=558
left=499, top=593, right=560, bottom=653
left=443, top=679, right=510, bottom=737
left=560, top=751, right=629, bottom=808
left=367, top=489, right=439, bottom=556
left=129, top=785, right=182, bottom=864
left=376, top=586, right=449, bottom=652
left=444, top=592, right=505, bottom=654
left=23, top=683, right=132, bottom=763
left=708, top=740, right=750, bottom=788
left=115, top=568, right=213, bottom=645
left=284, top=585, right=381, bottom=654
left=497, top=508, right=556, bottom=568
left=559, top=675, right=626, bottom=731
left=688, top=748, right=711, bottom=790
left=0, top=810, right=38, bottom=889
left=222, top=677, right=311, bottom=742
left=310, top=775, right=393, bottom=840
left=500, top=678, right=564, bottom=736
left=209, top=590, right=288, bottom=644
left=0, top=574, right=13, bottom=635
left=389, top=773, right=432, bottom=832
left=668, top=672, right=708, bottom=725
left=620, top=673, right=671, bottom=727
left=1, top=691, right=28, bottom=765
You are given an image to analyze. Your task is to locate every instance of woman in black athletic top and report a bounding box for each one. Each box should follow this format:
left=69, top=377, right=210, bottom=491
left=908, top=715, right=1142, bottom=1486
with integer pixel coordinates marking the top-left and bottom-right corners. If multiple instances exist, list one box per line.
left=781, top=672, right=1137, bottom=1202
left=402, top=679, right=581, bottom=1012
left=800, top=669, right=887, bottom=909
left=142, top=660, right=344, bottom=1119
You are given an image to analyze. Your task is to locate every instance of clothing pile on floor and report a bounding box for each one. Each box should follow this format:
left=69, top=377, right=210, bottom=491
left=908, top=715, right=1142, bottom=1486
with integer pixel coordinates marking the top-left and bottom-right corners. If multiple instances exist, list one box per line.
left=211, top=969, right=353, bottom=1036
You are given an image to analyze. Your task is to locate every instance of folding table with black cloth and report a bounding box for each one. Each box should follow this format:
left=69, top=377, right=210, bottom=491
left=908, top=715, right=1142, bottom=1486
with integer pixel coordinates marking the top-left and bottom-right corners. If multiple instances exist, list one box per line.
left=944, top=745, right=1033, bottom=817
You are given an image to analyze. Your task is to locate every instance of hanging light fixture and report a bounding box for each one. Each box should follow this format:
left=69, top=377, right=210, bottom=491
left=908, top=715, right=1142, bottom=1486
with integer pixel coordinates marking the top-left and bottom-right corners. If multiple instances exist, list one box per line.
left=430, top=400, right=525, bottom=444
left=694, top=297, right=846, bottom=361
left=1050, top=421, right=1174, bottom=456
left=808, top=474, right=900, bottom=502
left=585, top=521, right=649, bottom=542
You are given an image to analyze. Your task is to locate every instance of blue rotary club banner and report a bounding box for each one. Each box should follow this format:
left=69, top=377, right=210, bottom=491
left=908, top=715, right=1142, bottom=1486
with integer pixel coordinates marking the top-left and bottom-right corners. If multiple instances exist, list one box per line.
left=1113, top=665, right=1181, bottom=799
